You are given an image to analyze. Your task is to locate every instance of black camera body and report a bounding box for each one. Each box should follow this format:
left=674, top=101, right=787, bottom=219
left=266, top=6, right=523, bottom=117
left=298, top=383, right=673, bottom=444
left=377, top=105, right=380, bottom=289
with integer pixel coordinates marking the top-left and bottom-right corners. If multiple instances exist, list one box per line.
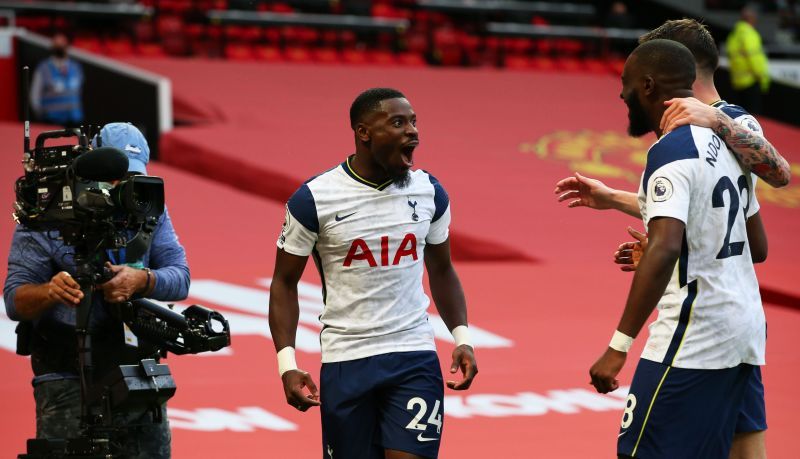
left=13, top=127, right=165, bottom=249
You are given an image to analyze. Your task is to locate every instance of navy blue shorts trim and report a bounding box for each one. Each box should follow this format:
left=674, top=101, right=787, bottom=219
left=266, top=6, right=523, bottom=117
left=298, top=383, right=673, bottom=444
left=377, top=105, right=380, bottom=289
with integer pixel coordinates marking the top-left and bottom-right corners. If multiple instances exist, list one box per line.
left=320, top=351, right=444, bottom=459
left=618, top=359, right=755, bottom=458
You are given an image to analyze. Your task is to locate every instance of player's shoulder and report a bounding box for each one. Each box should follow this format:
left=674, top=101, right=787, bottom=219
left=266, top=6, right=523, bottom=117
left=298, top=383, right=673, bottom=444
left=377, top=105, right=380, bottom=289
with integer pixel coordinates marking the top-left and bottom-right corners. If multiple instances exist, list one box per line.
left=644, top=125, right=702, bottom=187
left=412, top=169, right=445, bottom=189
left=414, top=169, right=448, bottom=197
left=285, top=163, right=344, bottom=230
left=648, top=125, right=702, bottom=164
left=713, top=100, right=763, bottom=134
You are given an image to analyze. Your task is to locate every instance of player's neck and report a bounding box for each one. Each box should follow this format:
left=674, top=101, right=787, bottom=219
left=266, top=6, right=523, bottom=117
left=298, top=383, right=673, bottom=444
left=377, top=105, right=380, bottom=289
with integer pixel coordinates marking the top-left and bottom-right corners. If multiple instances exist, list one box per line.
left=692, top=78, right=721, bottom=105
left=653, top=89, right=693, bottom=137
left=350, top=152, right=390, bottom=185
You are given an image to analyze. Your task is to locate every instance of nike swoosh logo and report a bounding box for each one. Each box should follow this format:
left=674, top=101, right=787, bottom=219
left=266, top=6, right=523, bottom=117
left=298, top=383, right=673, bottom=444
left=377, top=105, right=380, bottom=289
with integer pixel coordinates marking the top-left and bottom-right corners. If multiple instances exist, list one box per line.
left=417, top=433, right=439, bottom=442
left=334, top=212, right=357, bottom=222
left=618, top=431, right=628, bottom=438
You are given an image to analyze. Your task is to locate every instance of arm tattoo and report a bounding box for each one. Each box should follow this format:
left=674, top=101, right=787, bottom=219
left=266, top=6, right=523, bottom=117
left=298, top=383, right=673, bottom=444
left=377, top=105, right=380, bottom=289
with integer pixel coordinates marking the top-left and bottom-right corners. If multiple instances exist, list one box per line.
left=712, top=110, right=791, bottom=187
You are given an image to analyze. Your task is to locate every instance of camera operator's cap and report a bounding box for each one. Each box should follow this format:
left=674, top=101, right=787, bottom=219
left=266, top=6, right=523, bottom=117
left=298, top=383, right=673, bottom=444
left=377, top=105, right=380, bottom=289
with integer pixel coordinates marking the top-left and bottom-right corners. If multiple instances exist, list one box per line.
left=91, top=122, right=149, bottom=174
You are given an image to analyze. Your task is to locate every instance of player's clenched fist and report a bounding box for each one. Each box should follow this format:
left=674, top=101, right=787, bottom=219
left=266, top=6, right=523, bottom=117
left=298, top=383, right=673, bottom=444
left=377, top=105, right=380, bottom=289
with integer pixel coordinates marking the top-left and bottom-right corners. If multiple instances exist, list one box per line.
left=614, top=227, right=648, bottom=272
left=281, top=369, right=321, bottom=412
left=47, top=271, right=83, bottom=306
left=589, top=348, right=627, bottom=394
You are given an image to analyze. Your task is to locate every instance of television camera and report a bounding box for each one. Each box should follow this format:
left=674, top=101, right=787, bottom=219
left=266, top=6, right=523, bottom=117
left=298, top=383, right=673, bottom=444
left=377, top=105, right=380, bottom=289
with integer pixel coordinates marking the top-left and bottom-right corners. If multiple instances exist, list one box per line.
left=14, top=67, right=231, bottom=458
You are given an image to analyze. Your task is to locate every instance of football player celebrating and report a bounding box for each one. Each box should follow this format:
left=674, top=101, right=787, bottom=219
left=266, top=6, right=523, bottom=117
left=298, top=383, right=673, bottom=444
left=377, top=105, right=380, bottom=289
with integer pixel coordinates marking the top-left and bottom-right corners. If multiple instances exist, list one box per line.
left=269, top=88, right=477, bottom=459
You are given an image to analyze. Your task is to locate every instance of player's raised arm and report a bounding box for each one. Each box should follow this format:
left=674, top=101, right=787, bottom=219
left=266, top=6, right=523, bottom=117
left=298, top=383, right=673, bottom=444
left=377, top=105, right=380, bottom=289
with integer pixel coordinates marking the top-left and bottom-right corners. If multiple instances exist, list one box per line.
left=590, top=216, right=685, bottom=393
left=424, top=238, right=478, bottom=391
left=661, top=97, right=791, bottom=187
left=554, top=172, right=641, bottom=218
left=269, top=248, right=320, bottom=411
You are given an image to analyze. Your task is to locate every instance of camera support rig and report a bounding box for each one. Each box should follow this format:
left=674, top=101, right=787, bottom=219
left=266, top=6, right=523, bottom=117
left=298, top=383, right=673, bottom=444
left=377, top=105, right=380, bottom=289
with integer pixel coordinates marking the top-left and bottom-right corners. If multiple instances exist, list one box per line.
left=15, top=66, right=231, bottom=458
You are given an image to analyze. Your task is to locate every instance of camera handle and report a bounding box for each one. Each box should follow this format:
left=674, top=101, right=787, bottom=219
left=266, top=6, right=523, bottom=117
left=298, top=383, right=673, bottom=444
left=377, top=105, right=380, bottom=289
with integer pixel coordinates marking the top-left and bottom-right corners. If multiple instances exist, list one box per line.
left=34, top=128, right=83, bottom=150
left=73, top=253, right=98, bottom=427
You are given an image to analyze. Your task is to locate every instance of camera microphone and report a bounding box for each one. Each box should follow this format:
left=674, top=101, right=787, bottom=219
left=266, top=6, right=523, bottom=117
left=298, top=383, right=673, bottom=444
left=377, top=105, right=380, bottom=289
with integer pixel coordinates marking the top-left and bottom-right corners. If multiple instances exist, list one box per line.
left=73, top=147, right=129, bottom=182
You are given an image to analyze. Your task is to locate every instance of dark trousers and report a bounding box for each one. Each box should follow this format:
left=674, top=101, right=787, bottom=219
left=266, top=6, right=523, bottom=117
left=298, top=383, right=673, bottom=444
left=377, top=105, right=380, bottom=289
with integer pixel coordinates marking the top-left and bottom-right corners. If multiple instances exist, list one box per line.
left=34, top=379, right=172, bottom=458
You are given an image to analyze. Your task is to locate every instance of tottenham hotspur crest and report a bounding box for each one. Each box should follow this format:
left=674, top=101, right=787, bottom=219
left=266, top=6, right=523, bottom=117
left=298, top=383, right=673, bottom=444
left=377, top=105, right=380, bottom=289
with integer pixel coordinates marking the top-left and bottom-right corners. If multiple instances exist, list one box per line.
left=408, top=198, right=419, bottom=221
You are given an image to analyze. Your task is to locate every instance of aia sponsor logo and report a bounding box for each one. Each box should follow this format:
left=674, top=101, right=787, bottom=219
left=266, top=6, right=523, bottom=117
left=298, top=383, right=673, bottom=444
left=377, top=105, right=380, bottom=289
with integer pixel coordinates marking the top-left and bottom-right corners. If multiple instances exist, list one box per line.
left=343, top=233, right=418, bottom=267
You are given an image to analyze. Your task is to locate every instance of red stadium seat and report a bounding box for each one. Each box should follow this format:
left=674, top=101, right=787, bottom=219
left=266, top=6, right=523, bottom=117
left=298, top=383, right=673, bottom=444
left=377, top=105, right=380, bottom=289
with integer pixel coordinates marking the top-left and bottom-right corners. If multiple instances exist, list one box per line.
left=529, top=56, right=557, bottom=71
left=342, top=48, right=369, bottom=65
left=285, top=46, right=313, bottom=63
left=135, top=43, right=167, bottom=57
left=264, top=28, right=281, bottom=44
left=15, top=16, right=51, bottom=33
left=185, top=24, right=206, bottom=41
left=369, top=50, right=397, bottom=66
left=556, top=57, right=585, bottom=72
left=271, top=3, right=294, bottom=13
left=225, top=43, right=255, bottom=61
left=608, top=57, right=626, bottom=76
left=504, top=55, right=531, bottom=70
left=397, top=52, right=426, bottom=67
left=72, top=37, right=103, bottom=54
left=312, top=48, right=342, bottom=64
left=104, top=38, right=134, bottom=57
left=254, top=45, right=284, bottom=62
left=583, top=58, right=610, bottom=74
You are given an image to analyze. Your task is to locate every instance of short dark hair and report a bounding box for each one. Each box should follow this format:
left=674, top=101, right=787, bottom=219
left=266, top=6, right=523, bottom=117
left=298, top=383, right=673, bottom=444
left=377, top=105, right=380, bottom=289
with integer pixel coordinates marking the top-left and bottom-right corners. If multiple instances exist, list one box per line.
left=639, top=19, right=718, bottom=76
left=630, top=39, right=696, bottom=91
left=349, top=88, right=406, bottom=129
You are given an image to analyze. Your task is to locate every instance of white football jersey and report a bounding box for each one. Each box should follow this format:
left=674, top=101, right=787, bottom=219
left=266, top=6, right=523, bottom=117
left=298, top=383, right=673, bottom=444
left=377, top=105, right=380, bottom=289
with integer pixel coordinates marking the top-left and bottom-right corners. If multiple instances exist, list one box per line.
left=277, top=157, right=451, bottom=363
left=636, top=124, right=765, bottom=369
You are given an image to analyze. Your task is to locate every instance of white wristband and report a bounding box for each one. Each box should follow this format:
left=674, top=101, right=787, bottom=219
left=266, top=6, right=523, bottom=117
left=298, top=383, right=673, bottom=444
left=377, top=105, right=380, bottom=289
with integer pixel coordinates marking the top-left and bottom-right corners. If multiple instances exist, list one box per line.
left=277, top=346, right=298, bottom=376
left=609, top=330, right=634, bottom=353
left=451, top=325, right=472, bottom=348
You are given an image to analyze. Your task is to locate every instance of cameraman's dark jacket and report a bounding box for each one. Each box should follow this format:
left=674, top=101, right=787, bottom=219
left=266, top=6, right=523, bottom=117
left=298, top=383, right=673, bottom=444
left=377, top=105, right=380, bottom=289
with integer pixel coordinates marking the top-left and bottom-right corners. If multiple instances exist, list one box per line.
left=3, top=208, right=189, bottom=385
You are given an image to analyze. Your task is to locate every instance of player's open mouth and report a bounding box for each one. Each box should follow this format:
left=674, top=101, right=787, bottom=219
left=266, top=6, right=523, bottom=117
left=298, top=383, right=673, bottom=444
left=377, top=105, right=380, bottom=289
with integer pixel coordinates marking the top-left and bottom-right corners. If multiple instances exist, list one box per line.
left=400, top=144, right=416, bottom=168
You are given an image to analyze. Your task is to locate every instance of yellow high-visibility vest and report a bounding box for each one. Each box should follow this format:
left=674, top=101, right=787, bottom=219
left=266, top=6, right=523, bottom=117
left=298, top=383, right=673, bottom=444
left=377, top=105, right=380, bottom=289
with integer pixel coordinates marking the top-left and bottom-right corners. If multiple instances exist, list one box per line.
left=726, top=20, right=770, bottom=92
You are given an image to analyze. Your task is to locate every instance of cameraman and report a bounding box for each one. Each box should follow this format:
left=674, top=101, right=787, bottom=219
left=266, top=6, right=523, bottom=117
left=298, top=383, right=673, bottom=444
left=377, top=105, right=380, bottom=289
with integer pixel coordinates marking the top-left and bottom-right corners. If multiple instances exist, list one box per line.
left=3, top=123, right=189, bottom=458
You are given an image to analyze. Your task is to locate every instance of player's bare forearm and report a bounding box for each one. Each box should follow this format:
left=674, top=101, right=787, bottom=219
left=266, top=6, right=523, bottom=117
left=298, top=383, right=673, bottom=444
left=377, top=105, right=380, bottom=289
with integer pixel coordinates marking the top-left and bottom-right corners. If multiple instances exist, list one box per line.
left=268, top=249, right=308, bottom=352
left=712, top=111, right=791, bottom=187
left=746, top=213, right=768, bottom=263
left=268, top=280, right=301, bottom=351
left=616, top=218, right=684, bottom=338
left=425, top=239, right=468, bottom=330
left=611, top=190, right=642, bottom=219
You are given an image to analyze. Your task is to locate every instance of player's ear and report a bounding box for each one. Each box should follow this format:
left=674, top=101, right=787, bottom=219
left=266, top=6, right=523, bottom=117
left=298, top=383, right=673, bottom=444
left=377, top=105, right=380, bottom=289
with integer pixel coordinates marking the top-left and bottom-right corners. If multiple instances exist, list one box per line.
left=643, top=75, right=655, bottom=96
left=355, top=123, right=370, bottom=143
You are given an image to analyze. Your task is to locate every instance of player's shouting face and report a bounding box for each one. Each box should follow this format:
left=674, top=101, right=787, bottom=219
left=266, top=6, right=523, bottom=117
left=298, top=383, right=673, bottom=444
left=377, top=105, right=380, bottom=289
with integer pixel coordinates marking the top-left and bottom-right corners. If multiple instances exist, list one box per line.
left=359, top=97, right=419, bottom=188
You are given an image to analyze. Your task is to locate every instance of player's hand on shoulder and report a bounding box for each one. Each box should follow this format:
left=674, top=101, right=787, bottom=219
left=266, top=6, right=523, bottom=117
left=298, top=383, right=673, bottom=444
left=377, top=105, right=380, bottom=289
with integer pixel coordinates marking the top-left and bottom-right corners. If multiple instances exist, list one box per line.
left=281, top=369, right=321, bottom=412
left=554, top=173, right=615, bottom=210
left=447, top=344, right=478, bottom=391
left=661, top=97, right=719, bottom=134
left=589, top=348, right=626, bottom=394
left=614, top=227, right=648, bottom=272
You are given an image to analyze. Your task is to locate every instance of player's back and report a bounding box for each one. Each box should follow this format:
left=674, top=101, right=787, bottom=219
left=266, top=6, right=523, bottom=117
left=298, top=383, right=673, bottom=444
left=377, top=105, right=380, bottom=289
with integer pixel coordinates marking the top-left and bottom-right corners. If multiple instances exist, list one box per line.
left=638, top=124, right=765, bottom=370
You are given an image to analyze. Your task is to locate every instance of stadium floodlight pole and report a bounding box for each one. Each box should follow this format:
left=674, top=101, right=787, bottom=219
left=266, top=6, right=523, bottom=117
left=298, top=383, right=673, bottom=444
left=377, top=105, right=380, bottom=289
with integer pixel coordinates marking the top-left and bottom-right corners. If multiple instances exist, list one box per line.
left=22, top=66, right=30, bottom=154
